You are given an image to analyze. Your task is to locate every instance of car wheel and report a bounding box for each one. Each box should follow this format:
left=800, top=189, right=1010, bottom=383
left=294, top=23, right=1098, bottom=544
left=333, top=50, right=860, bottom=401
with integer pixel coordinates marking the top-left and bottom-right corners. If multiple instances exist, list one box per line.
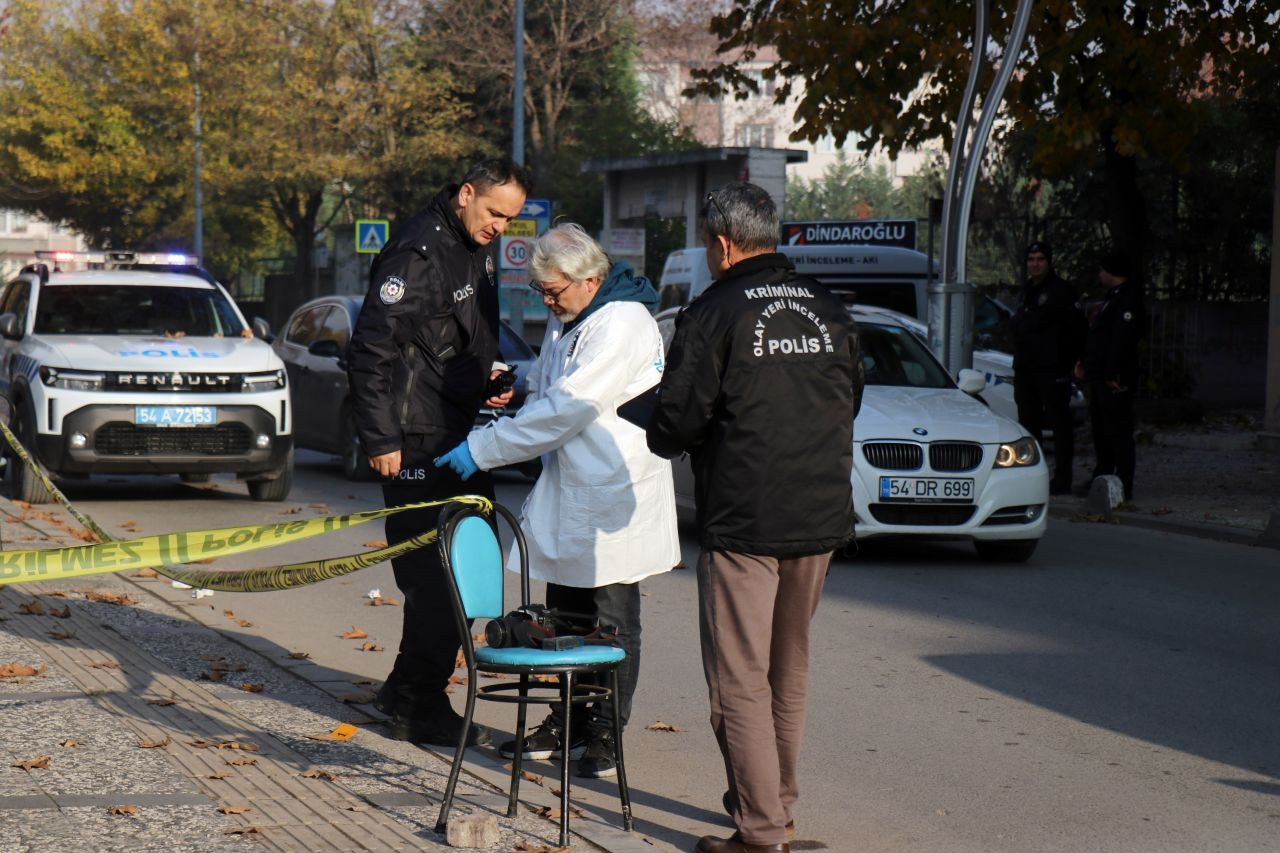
left=974, top=539, right=1039, bottom=563
left=247, top=450, right=293, bottom=501
left=179, top=473, right=212, bottom=484
left=340, top=409, right=372, bottom=481
left=7, top=407, right=54, bottom=504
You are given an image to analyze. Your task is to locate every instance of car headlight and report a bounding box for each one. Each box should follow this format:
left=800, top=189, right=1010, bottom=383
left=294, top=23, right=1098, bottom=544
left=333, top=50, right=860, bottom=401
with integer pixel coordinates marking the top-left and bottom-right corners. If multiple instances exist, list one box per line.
left=994, top=436, right=1040, bottom=468
left=241, top=370, right=286, bottom=391
left=38, top=366, right=105, bottom=391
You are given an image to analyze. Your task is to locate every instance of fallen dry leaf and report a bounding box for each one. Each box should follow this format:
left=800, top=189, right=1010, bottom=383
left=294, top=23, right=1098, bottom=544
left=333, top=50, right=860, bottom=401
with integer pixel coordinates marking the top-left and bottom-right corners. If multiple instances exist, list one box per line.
left=138, top=737, right=171, bottom=749
left=211, top=662, right=247, bottom=673
left=201, top=655, right=225, bottom=662
left=13, top=755, right=50, bottom=770
left=145, top=697, right=176, bottom=707
left=225, top=757, right=257, bottom=766
left=239, top=683, right=263, bottom=693
left=84, top=591, right=135, bottom=606
left=16, top=601, right=44, bottom=616
left=305, top=723, right=358, bottom=742
left=531, top=674, right=558, bottom=683
left=222, top=826, right=263, bottom=835
left=218, top=805, right=251, bottom=815
left=43, top=591, right=68, bottom=598
left=673, top=560, right=688, bottom=570
left=200, top=670, right=226, bottom=682
left=223, top=610, right=235, bottom=618
left=236, top=620, right=253, bottom=628
left=535, top=804, right=584, bottom=821
left=46, top=630, right=74, bottom=640
left=88, top=661, right=121, bottom=669
left=132, top=568, right=159, bottom=579
left=521, top=769, right=545, bottom=785
left=645, top=721, right=685, bottom=733
left=300, top=768, right=337, bottom=781
left=286, top=651, right=310, bottom=660
left=339, top=691, right=376, bottom=705
left=363, top=540, right=387, bottom=548
left=365, top=597, right=399, bottom=607
left=359, top=642, right=383, bottom=652
left=71, top=529, right=97, bottom=543
left=448, top=674, right=467, bottom=685
left=119, top=520, right=139, bottom=531
left=281, top=507, right=303, bottom=515
left=49, top=605, right=71, bottom=619
left=60, top=739, right=77, bottom=748
left=0, top=663, right=45, bottom=678
left=108, top=804, right=138, bottom=816
left=205, top=772, right=232, bottom=779
left=341, top=627, right=368, bottom=640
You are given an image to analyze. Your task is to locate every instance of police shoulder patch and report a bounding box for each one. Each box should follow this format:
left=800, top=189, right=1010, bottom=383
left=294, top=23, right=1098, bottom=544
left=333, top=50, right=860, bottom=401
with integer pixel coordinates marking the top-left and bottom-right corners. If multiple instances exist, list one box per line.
left=485, top=254, right=495, bottom=284
left=379, top=276, right=407, bottom=304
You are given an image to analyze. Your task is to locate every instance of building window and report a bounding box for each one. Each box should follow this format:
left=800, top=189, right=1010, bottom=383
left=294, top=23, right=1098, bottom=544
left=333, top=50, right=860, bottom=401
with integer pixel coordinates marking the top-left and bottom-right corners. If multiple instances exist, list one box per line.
left=746, top=69, right=776, bottom=97
left=9, top=211, right=29, bottom=234
left=736, top=124, right=774, bottom=148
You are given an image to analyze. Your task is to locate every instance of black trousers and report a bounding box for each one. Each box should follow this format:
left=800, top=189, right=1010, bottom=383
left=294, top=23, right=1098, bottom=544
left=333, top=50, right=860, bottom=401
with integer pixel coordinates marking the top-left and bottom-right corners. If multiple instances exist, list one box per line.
left=1014, top=372, right=1075, bottom=487
left=1088, top=381, right=1136, bottom=500
left=379, top=433, right=494, bottom=719
left=544, top=580, right=642, bottom=735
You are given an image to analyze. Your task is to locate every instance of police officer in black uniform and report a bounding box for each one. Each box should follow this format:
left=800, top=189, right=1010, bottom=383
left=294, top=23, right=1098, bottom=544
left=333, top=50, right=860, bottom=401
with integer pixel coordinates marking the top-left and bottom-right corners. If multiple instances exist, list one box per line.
left=1075, top=250, right=1145, bottom=501
left=1009, top=241, right=1086, bottom=494
left=347, top=158, right=530, bottom=747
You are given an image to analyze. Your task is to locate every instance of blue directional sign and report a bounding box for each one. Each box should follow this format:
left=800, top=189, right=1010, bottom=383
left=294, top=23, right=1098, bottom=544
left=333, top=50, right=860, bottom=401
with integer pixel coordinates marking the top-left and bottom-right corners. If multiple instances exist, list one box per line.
left=355, top=219, right=389, bottom=254
left=521, top=199, right=551, bottom=234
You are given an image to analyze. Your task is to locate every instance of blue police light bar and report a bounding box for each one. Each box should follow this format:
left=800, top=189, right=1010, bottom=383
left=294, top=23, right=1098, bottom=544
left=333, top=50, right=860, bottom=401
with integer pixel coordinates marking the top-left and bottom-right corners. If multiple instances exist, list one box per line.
left=35, top=250, right=200, bottom=267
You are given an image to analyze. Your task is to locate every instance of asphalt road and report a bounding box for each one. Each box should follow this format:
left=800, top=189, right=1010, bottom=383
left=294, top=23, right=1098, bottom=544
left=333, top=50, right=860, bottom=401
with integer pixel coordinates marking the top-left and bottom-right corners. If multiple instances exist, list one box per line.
left=48, top=450, right=1280, bottom=853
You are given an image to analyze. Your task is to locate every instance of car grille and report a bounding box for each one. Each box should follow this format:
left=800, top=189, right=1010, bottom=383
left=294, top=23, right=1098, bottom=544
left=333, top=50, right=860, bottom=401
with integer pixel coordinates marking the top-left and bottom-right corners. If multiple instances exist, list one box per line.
left=868, top=503, right=977, bottom=526
left=929, top=442, right=984, bottom=471
left=94, top=423, right=252, bottom=456
left=862, top=442, right=923, bottom=470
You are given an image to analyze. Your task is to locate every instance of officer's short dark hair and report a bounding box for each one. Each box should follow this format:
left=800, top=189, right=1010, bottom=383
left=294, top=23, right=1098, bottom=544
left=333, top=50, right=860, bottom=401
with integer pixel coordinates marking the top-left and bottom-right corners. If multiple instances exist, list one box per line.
left=461, top=158, right=533, bottom=196
left=703, top=182, right=778, bottom=253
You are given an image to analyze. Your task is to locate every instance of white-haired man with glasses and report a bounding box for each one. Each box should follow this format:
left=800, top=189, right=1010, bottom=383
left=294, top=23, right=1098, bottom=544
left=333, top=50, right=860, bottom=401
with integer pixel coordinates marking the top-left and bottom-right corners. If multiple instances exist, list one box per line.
left=435, top=222, right=679, bottom=779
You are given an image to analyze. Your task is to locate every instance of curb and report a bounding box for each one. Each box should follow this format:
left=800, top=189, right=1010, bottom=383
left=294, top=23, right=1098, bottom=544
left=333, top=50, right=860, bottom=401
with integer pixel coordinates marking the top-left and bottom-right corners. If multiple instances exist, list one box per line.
left=1048, top=502, right=1276, bottom=549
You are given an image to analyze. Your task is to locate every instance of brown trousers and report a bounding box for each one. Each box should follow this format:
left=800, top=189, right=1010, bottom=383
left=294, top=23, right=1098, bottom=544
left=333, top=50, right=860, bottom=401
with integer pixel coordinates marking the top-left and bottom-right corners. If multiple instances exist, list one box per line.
left=697, top=549, right=831, bottom=846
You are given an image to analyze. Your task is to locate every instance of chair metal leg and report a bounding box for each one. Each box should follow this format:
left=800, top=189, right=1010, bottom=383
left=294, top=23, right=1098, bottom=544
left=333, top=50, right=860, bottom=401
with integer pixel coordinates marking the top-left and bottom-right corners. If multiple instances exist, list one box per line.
left=435, top=681, right=476, bottom=834
left=608, top=667, right=633, bottom=831
left=508, top=674, right=530, bottom=817
left=558, top=671, right=574, bottom=847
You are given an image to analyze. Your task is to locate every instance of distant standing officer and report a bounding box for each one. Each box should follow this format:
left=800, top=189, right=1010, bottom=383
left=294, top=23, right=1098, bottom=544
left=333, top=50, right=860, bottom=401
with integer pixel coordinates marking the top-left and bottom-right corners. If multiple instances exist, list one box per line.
left=347, top=157, right=531, bottom=747
left=647, top=182, right=863, bottom=853
left=1075, top=250, right=1145, bottom=501
left=1009, top=241, right=1085, bottom=494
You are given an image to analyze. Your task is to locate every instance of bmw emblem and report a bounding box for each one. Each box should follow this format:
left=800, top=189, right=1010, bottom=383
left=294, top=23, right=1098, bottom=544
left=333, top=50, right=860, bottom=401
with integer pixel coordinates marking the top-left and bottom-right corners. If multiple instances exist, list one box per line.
left=913, top=427, right=928, bottom=436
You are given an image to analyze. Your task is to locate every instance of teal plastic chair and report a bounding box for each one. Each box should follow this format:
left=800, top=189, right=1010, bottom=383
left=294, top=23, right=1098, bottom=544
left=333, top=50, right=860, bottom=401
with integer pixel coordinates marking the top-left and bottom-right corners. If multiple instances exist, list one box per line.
left=434, top=502, right=633, bottom=847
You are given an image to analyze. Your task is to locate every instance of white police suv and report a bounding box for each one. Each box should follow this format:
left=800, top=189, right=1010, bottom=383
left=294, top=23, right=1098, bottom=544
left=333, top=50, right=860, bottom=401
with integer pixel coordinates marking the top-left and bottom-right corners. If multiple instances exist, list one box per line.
left=0, top=251, right=293, bottom=502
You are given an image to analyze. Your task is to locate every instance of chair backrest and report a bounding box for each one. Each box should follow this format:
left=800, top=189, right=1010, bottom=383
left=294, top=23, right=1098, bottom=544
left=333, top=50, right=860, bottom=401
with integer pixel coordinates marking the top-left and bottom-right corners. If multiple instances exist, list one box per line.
left=447, top=514, right=504, bottom=620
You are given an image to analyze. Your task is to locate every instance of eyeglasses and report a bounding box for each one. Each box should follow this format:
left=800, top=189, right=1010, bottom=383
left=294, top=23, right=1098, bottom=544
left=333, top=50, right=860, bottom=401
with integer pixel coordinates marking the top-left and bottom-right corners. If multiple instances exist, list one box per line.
left=704, top=191, right=728, bottom=226
left=528, top=277, right=582, bottom=304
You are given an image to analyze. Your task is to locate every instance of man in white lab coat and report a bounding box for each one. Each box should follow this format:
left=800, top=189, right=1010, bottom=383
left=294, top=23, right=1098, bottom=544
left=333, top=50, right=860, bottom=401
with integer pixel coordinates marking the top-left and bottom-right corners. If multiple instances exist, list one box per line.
left=435, top=222, right=679, bottom=779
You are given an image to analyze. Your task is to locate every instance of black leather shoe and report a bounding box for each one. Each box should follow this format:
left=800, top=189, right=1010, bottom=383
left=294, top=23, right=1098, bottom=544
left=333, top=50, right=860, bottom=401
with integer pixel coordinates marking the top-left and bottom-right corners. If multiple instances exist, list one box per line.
left=388, top=709, right=492, bottom=748
left=721, top=791, right=795, bottom=841
left=694, top=834, right=789, bottom=853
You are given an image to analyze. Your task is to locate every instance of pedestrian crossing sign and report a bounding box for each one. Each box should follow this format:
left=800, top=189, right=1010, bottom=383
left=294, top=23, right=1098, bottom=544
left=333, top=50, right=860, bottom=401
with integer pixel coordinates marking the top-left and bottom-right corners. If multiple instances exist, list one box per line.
left=356, top=219, right=389, bottom=254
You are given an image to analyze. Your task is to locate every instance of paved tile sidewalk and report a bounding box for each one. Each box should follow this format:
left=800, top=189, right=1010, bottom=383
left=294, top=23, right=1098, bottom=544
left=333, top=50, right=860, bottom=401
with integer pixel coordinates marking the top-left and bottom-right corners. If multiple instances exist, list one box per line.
left=0, top=498, right=641, bottom=853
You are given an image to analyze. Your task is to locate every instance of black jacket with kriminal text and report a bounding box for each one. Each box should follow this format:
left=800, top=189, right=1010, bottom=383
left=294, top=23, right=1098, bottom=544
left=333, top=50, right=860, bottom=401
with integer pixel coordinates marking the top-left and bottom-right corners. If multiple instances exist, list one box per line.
left=647, top=253, right=864, bottom=557
left=347, top=187, right=501, bottom=457
left=1083, top=281, right=1146, bottom=389
left=1009, top=271, right=1086, bottom=377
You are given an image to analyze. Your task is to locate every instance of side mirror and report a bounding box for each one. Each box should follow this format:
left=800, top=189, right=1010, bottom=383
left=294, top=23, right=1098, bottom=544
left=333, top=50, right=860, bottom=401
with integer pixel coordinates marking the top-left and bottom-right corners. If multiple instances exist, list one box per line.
left=251, top=317, right=271, bottom=341
left=0, top=313, right=20, bottom=340
left=956, top=368, right=987, bottom=395
left=307, top=339, right=342, bottom=359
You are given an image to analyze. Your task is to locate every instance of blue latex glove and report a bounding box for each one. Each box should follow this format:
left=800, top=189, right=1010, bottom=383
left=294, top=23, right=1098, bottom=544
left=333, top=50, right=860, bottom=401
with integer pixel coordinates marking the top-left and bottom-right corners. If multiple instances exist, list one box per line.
left=434, top=440, right=479, bottom=481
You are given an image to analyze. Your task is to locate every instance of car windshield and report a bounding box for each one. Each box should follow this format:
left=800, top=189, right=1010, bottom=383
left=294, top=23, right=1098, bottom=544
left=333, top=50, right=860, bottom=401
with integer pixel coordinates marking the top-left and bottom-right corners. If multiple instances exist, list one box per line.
left=859, top=322, right=953, bottom=388
left=34, top=284, right=246, bottom=337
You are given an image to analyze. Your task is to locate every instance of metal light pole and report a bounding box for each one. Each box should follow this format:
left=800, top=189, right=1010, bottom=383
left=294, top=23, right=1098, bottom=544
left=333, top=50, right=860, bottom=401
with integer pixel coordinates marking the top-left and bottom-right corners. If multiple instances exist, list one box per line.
left=931, top=0, right=1034, bottom=375
left=508, top=0, right=526, bottom=337
left=193, top=51, right=204, bottom=263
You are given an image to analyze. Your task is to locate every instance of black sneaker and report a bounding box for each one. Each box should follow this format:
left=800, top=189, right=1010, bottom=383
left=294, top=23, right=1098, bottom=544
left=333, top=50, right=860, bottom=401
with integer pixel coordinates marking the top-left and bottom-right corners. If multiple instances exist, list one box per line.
left=576, top=731, right=617, bottom=779
left=498, top=715, right=586, bottom=760
left=388, top=708, right=492, bottom=748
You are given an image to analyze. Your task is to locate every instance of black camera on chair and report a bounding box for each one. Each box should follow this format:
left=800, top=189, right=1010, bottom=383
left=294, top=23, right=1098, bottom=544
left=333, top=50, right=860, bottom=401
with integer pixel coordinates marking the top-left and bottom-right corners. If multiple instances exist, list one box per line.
left=484, top=605, right=617, bottom=651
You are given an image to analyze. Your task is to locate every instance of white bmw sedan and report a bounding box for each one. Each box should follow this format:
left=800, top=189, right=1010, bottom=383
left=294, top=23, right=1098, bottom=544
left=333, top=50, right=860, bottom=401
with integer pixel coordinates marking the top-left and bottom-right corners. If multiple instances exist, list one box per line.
left=657, top=307, right=1049, bottom=563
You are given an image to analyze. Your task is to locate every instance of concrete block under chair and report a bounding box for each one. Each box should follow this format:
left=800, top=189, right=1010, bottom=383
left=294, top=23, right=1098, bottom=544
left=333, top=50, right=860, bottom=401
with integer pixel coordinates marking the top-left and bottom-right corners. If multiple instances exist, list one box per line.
left=446, top=813, right=500, bottom=848
left=1086, top=475, right=1125, bottom=513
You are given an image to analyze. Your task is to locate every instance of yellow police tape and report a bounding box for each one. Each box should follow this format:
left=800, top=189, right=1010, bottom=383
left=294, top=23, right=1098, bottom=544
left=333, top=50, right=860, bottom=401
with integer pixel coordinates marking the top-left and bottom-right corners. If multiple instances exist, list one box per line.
left=0, top=418, right=490, bottom=590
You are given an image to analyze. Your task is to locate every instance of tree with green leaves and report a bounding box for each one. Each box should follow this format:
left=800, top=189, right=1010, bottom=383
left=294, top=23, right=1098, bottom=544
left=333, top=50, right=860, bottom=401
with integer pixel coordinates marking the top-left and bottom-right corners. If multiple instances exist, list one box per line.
left=690, top=0, right=1280, bottom=284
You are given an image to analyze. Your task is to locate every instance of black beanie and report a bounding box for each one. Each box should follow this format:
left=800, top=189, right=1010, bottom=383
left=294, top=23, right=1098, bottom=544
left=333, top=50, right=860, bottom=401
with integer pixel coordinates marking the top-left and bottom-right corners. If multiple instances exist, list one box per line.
left=1100, top=251, right=1131, bottom=279
left=1026, top=241, right=1052, bottom=262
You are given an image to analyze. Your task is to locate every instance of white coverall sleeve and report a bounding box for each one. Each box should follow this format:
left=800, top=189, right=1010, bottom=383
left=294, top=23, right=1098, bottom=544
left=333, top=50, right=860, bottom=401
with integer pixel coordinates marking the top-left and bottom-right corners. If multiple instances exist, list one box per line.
left=467, top=312, right=641, bottom=470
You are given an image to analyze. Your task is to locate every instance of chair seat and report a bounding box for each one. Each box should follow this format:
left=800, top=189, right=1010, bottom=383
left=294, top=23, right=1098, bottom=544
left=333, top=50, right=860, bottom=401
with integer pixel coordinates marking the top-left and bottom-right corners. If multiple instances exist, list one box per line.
left=477, top=643, right=625, bottom=667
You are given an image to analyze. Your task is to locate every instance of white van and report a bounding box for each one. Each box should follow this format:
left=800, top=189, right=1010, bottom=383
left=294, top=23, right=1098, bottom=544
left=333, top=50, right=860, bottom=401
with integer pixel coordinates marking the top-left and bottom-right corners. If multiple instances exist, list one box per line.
left=657, top=244, right=935, bottom=318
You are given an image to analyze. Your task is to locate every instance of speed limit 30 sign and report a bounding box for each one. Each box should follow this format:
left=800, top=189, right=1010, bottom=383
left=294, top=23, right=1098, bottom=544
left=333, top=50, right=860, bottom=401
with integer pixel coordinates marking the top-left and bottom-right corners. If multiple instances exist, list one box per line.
left=500, top=236, right=533, bottom=270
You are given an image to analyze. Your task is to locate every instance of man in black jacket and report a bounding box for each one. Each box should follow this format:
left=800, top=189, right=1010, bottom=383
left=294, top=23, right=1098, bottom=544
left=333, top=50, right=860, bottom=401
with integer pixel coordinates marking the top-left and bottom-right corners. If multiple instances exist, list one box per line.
left=1075, top=250, right=1145, bottom=501
left=347, top=158, right=529, bottom=747
left=647, top=182, right=863, bottom=853
left=1010, top=241, right=1086, bottom=494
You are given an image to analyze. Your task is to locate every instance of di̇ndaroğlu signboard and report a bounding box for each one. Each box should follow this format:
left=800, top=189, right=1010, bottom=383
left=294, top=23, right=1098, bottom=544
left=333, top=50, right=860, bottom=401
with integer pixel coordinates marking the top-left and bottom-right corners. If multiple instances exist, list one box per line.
left=782, top=219, right=917, bottom=250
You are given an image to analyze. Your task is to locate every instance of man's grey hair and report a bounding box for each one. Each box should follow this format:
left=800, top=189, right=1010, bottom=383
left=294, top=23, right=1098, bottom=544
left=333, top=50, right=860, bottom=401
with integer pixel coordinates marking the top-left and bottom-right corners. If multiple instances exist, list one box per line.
left=704, top=182, right=778, bottom=253
left=530, top=223, right=611, bottom=284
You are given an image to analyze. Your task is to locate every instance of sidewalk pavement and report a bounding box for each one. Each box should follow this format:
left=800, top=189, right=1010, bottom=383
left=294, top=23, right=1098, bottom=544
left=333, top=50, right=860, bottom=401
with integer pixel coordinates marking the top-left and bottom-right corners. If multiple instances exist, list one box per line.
left=0, top=498, right=668, bottom=853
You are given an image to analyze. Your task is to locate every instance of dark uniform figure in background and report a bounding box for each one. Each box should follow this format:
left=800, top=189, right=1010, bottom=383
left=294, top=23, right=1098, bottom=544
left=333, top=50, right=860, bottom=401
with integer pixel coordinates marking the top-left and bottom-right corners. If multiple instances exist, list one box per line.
left=1076, top=250, right=1145, bottom=501
left=1009, top=241, right=1085, bottom=494
left=347, top=158, right=530, bottom=747
left=647, top=182, right=864, bottom=853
